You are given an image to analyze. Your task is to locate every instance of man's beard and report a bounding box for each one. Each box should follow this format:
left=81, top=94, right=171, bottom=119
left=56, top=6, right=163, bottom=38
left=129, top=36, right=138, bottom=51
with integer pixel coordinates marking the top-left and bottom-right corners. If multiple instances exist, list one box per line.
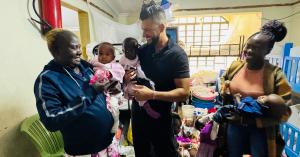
left=147, top=35, right=159, bottom=46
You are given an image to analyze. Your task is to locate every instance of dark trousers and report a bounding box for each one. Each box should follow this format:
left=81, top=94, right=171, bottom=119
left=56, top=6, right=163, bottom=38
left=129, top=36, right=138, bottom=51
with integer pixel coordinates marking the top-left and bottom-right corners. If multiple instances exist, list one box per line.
left=227, top=124, right=268, bottom=157
left=131, top=102, right=179, bottom=157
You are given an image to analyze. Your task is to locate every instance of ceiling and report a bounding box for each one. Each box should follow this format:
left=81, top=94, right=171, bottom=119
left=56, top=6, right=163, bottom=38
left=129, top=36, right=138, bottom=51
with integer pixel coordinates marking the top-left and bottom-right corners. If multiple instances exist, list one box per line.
left=103, top=0, right=161, bottom=14
left=102, top=0, right=297, bottom=15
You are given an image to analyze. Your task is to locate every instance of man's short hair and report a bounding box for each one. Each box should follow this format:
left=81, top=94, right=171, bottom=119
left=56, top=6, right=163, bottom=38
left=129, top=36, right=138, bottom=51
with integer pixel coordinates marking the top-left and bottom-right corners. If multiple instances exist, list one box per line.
left=139, top=1, right=166, bottom=24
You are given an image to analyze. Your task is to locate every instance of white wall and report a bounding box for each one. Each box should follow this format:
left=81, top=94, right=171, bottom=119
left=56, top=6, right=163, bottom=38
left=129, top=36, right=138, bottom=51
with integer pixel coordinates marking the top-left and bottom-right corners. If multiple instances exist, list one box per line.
left=0, top=0, right=49, bottom=156
left=288, top=105, right=300, bottom=128
left=290, top=46, right=300, bottom=57
left=62, top=0, right=118, bottom=41
left=0, top=0, right=116, bottom=156
left=290, top=3, right=300, bottom=46
left=62, top=6, right=80, bottom=31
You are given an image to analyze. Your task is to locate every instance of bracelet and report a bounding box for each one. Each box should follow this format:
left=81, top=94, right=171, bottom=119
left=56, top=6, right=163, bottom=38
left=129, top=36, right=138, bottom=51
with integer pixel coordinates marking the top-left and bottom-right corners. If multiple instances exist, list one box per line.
left=152, top=90, right=156, bottom=100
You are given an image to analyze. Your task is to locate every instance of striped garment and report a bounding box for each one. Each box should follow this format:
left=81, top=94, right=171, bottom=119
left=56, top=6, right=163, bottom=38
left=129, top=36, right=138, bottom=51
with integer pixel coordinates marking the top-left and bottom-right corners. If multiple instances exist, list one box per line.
left=220, top=60, right=292, bottom=157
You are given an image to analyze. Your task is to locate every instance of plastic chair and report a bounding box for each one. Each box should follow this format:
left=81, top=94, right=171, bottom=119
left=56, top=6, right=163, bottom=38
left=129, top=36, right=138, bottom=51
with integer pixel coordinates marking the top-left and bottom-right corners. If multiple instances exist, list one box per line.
left=283, top=57, right=300, bottom=93
left=280, top=122, right=300, bottom=157
left=20, top=114, right=64, bottom=157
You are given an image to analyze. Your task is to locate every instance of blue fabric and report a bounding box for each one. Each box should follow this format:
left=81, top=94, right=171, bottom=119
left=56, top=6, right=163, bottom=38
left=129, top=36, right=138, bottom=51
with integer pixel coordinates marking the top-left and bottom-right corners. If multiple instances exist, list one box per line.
left=34, top=60, right=114, bottom=155
left=161, top=0, right=171, bottom=9
left=237, top=97, right=267, bottom=117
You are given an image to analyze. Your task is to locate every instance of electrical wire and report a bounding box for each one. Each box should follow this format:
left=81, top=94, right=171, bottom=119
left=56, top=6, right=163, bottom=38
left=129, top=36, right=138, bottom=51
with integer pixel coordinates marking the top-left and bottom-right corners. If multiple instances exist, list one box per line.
left=29, top=0, right=52, bottom=31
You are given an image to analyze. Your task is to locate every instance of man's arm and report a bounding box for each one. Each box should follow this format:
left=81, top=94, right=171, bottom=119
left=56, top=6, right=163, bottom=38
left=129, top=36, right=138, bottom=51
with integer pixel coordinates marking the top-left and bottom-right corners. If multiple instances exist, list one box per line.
left=153, top=78, right=190, bottom=102
left=131, top=78, right=190, bottom=102
left=132, top=50, right=190, bottom=102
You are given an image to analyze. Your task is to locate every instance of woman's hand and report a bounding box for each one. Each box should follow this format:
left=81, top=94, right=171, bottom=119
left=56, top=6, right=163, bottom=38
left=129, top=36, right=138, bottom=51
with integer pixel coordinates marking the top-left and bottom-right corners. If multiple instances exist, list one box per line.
left=220, top=80, right=231, bottom=97
left=233, top=93, right=242, bottom=104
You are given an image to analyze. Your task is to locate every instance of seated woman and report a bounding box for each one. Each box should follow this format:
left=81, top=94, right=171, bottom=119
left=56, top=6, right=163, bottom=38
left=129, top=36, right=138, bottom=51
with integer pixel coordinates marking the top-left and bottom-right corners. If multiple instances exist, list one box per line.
left=34, top=29, right=114, bottom=156
left=220, top=20, right=292, bottom=157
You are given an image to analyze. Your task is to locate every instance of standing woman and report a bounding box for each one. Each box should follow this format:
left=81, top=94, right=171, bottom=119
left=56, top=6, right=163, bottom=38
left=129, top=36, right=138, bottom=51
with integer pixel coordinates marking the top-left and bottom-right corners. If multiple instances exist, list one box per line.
left=34, top=29, right=114, bottom=156
left=221, top=20, right=292, bottom=157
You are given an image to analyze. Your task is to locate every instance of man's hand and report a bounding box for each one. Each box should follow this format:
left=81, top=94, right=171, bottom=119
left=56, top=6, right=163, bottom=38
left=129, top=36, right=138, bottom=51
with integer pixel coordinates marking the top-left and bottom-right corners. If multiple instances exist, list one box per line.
left=124, top=70, right=137, bottom=84
left=131, top=85, right=154, bottom=101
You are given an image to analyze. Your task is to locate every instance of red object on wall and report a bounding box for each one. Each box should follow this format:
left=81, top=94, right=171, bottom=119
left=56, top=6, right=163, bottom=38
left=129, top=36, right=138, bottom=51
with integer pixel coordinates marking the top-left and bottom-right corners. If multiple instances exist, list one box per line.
left=39, top=0, right=62, bottom=34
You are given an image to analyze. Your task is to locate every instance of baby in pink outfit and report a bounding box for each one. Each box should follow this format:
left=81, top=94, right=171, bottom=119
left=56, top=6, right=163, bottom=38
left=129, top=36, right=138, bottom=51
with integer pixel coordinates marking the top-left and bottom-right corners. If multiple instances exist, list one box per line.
left=119, top=37, right=160, bottom=119
left=89, top=42, right=125, bottom=133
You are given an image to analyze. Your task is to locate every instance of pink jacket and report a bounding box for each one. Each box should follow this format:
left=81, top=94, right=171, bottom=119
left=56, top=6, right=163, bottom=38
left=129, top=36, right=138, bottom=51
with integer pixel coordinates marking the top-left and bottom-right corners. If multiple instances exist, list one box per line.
left=89, top=57, right=125, bottom=84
